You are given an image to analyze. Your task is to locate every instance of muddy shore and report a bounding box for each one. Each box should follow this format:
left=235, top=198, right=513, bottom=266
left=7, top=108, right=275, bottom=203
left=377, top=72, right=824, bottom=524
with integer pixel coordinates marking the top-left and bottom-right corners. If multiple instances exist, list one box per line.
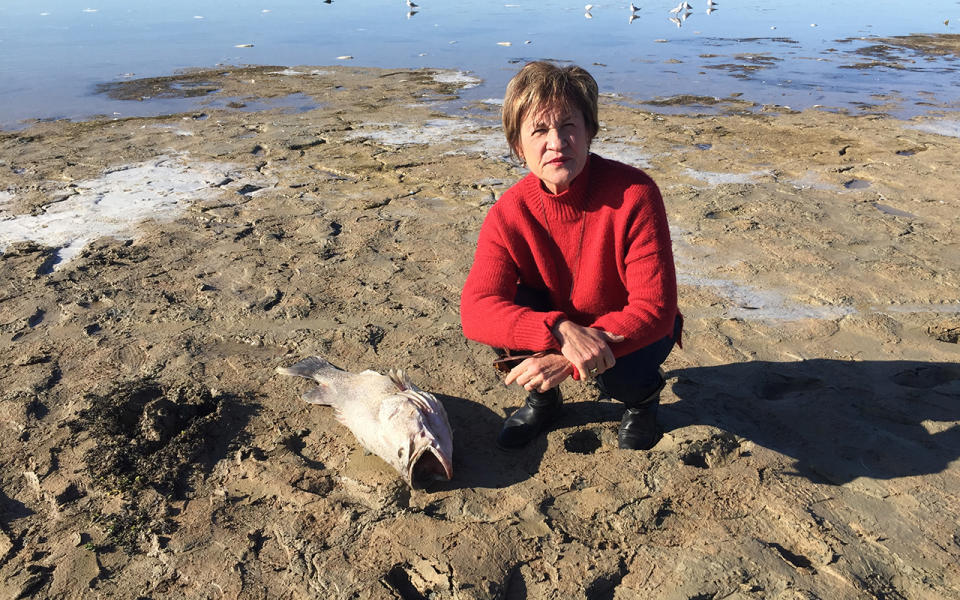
left=1, top=62, right=959, bottom=599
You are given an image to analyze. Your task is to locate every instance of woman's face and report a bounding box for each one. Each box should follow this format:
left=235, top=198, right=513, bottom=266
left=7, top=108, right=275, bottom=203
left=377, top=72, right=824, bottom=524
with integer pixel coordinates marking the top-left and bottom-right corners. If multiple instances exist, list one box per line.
left=516, top=103, right=590, bottom=194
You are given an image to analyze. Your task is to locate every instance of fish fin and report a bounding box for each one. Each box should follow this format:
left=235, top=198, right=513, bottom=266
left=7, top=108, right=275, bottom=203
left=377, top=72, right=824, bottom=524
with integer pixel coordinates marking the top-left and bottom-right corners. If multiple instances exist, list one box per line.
left=301, top=386, right=332, bottom=406
left=276, top=356, right=335, bottom=380
left=389, top=368, right=415, bottom=391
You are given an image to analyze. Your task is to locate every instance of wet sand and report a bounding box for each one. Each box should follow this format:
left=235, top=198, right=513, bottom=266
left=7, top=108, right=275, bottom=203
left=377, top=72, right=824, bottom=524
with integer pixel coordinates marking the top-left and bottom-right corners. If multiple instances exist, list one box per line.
left=1, top=61, right=959, bottom=599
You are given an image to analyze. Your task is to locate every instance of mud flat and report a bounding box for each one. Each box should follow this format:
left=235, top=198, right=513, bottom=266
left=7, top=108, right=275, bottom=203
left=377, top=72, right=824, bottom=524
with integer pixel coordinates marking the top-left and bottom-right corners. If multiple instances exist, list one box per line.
left=1, top=63, right=958, bottom=599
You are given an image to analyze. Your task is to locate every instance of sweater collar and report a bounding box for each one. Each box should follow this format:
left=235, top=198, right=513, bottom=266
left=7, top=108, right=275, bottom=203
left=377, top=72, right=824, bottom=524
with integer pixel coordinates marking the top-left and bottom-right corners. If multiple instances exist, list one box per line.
left=529, top=154, right=594, bottom=222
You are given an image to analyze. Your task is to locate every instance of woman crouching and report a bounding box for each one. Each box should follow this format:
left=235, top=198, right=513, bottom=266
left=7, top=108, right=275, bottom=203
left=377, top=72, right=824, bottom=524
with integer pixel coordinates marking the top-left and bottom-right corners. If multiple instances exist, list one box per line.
left=460, top=61, right=682, bottom=450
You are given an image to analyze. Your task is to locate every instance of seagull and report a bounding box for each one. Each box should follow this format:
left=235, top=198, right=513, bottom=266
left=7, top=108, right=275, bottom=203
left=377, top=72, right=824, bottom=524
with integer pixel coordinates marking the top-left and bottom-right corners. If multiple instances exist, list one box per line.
left=669, top=16, right=682, bottom=27
left=406, top=0, right=417, bottom=7
left=630, top=2, right=640, bottom=11
left=585, top=4, right=593, bottom=11
left=669, top=3, right=683, bottom=15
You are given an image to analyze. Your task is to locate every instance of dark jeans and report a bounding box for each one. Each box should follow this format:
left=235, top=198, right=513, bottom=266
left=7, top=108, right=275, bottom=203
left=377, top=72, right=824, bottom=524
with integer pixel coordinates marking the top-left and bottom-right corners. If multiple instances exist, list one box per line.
left=596, top=316, right=680, bottom=406
left=501, top=286, right=679, bottom=406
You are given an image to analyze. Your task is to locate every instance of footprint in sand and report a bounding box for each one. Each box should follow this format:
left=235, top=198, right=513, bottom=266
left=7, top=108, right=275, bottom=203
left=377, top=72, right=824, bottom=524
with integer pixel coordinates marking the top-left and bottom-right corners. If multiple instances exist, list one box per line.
left=890, top=365, right=959, bottom=389
left=756, top=373, right=825, bottom=400
left=680, top=432, right=740, bottom=469
left=564, top=429, right=602, bottom=454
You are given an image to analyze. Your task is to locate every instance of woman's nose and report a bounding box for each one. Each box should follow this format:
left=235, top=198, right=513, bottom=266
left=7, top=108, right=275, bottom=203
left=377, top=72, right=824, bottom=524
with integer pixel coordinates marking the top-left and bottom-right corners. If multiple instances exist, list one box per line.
left=546, top=128, right=564, bottom=150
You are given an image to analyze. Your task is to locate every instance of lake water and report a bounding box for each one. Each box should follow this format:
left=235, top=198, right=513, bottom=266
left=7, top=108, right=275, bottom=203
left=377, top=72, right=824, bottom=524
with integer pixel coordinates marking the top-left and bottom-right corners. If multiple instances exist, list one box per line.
left=1, top=0, right=958, bottom=128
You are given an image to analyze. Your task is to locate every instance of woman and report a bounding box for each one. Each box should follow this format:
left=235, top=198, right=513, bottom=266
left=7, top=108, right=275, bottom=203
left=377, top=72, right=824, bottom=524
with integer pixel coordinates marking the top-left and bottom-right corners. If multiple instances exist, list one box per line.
left=461, top=61, right=682, bottom=451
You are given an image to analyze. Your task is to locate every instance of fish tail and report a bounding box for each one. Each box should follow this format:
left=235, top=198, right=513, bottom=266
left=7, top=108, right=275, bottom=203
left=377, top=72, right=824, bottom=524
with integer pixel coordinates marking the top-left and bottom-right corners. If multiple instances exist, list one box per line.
left=276, top=356, right=335, bottom=380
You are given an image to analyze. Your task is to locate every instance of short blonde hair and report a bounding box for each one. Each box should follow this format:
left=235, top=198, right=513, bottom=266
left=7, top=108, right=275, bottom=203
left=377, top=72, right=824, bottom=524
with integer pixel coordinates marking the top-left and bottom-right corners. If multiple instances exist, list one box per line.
left=502, top=61, right=599, bottom=160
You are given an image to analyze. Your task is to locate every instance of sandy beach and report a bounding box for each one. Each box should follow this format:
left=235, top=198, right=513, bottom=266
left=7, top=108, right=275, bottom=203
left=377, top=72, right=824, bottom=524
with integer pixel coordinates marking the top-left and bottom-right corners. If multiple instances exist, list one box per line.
left=1, top=59, right=959, bottom=599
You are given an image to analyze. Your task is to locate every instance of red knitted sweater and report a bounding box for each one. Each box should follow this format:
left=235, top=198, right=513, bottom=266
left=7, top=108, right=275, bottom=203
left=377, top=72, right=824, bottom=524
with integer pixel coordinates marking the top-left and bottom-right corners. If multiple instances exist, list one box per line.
left=460, top=154, right=680, bottom=358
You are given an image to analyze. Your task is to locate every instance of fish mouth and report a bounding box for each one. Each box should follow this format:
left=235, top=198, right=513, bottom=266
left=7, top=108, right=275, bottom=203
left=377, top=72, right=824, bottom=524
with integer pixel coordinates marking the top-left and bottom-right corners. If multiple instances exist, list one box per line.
left=409, top=446, right=453, bottom=486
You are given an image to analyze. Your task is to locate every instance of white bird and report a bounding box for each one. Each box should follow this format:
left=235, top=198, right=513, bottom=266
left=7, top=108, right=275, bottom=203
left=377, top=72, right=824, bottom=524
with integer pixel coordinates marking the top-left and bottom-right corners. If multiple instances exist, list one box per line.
left=406, top=0, right=417, bottom=7
left=585, top=4, right=593, bottom=11
left=682, top=1, right=692, bottom=9
left=630, top=2, right=640, bottom=11
left=669, top=3, right=683, bottom=15
left=669, top=16, right=682, bottom=27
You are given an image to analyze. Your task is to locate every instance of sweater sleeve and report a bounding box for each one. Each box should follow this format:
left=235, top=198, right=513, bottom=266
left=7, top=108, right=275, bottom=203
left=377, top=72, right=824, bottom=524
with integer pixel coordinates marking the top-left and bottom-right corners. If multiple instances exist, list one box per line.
left=460, top=207, right=567, bottom=351
left=589, top=183, right=678, bottom=353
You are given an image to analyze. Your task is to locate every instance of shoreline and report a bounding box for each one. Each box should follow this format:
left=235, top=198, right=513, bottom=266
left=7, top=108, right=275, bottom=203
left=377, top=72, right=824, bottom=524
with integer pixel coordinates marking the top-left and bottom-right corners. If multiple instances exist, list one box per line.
left=4, top=31, right=960, bottom=131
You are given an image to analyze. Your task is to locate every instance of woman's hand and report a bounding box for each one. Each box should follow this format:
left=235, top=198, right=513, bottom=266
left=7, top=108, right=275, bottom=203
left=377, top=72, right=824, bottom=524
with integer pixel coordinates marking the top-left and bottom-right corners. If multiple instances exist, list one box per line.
left=504, top=353, right=573, bottom=393
left=551, top=319, right=624, bottom=379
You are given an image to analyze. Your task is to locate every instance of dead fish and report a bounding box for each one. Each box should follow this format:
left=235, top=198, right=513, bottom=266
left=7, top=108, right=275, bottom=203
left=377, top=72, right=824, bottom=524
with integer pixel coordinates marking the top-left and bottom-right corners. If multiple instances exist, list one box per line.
left=277, top=356, right=453, bottom=487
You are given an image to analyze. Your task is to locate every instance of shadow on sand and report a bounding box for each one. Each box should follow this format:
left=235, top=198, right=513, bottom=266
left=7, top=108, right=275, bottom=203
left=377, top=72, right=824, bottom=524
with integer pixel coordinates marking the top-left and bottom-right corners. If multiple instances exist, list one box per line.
left=666, top=359, right=960, bottom=484
left=0, top=487, right=34, bottom=526
left=437, top=359, right=960, bottom=488
left=428, top=393, right=551, bottom=491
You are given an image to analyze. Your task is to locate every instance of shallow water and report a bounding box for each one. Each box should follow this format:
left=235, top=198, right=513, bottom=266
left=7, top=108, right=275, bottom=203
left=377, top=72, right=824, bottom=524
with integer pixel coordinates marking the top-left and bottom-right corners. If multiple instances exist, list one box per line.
left=1, top=0, right=959, bottom=128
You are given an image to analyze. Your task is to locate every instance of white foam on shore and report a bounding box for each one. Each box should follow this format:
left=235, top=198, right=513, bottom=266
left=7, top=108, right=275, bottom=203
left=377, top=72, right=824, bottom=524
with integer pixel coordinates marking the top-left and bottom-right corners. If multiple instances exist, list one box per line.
left=353, top=121, right=652, bottom=164
left=269, top=68, right=332, bottom=77
left=347, top=118, right=506, bottom=158
left=0, top=156, right=234, bottom=268
left=677, top=273, right=857, bottom=320
left=683, top=168, right=770, bottom=187
left=790, top=170, right=841, bottom=191
left=671, top=227, right=959, bottom=321
left=671, top=227, right=857, bottom=321
left=904, top=119, right=960, bottom=138
left=432, top=71, right=481, bottom=89
left=592, top=141, right=653, bottom=169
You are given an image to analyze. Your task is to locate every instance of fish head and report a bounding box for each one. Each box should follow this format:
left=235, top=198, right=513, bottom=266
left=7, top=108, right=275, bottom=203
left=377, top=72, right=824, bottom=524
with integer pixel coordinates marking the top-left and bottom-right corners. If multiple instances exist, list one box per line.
left=408, top=433, right=454, bottom=487
left=383, top=390, right=454, bottom=487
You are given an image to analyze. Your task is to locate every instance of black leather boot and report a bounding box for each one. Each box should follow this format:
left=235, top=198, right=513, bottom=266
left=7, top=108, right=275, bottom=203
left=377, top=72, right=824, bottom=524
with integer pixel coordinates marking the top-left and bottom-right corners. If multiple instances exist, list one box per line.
left=497, top=388, right=562, bottom=449
left=618, top=376, right=666, bottom=450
